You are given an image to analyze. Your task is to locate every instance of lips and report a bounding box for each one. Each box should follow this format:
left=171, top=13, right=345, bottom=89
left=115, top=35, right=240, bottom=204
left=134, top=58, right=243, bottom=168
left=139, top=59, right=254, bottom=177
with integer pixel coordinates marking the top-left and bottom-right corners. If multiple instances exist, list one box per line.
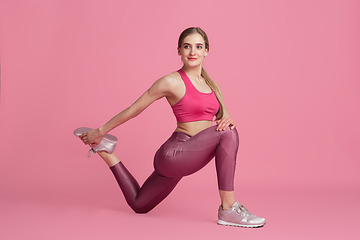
left=188, top=58, right=197, bottom=61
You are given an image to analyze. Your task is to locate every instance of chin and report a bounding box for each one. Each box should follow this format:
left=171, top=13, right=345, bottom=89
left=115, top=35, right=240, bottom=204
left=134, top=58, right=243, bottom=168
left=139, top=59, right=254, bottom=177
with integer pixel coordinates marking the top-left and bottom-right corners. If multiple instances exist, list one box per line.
left=185, top=61, right=202, bottom=67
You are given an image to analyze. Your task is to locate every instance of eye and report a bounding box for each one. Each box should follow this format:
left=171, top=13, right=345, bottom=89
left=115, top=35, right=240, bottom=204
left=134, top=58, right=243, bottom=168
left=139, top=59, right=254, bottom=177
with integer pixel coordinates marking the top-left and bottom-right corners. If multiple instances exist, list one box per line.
left=184, top=45, right=190, bottom=49
left=197, top=45, right=203, bottom=49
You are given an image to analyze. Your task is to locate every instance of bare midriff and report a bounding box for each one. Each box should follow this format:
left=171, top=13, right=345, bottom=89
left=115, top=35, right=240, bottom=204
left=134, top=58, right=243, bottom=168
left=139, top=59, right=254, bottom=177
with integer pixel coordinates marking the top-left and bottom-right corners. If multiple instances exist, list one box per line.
left=174, top=120, right=214, bottom=137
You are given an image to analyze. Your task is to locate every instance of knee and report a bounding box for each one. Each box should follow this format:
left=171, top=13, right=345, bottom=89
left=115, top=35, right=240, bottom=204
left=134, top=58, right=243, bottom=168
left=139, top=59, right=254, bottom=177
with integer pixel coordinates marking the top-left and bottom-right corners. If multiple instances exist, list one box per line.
left=220, top=127, right=239, bottom=144
left=134, top=209, right=150, bottom=214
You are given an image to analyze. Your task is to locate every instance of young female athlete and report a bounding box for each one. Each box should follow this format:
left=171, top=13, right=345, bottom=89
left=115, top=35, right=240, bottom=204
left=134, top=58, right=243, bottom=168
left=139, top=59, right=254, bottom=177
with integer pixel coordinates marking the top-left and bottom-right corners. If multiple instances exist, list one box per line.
left=74, top=27, right=266, bottom=228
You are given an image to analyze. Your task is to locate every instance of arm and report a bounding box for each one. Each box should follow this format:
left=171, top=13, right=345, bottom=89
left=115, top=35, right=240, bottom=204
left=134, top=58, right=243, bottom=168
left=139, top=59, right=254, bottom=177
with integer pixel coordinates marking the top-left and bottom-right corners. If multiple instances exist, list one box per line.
left=213, top=81, right=237, bottom=131
left=80, top=76, right=174, bottom=145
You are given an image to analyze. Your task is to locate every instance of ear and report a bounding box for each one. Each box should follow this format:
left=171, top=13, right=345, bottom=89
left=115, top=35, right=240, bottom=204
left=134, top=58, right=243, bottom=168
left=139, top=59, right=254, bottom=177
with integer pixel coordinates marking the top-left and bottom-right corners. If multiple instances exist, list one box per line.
left=177, top=47, right=181, bottom=55
left=205, top=49, right=208, bottom=56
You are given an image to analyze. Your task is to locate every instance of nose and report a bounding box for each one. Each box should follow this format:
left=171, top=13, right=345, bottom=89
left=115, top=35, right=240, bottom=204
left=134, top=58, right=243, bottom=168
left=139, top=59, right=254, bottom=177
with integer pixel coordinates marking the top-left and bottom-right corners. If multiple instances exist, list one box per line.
left=190, top=46, right=196, bottom=55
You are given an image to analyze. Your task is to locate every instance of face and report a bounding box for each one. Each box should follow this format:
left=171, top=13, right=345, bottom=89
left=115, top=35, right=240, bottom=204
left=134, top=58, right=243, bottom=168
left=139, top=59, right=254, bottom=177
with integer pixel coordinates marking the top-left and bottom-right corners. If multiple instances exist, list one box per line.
left=178, top=33, right=208, bottom=67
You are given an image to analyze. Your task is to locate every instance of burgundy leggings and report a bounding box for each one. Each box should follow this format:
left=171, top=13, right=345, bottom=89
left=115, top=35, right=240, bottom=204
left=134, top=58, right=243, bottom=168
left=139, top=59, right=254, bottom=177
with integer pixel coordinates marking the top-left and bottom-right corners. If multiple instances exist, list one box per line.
left=110, top=125, right=239, bottom=213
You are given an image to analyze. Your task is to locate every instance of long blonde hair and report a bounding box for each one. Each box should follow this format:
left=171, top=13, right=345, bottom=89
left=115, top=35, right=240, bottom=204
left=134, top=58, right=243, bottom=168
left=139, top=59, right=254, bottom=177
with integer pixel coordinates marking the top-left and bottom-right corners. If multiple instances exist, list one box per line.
left=178, top=27, right=224, bottom=120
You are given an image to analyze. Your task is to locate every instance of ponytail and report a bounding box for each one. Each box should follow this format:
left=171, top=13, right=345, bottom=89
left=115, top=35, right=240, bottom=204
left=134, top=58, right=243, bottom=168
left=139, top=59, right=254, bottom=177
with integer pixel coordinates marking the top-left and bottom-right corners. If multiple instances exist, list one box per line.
left=201, top=67, right=224, bottom=120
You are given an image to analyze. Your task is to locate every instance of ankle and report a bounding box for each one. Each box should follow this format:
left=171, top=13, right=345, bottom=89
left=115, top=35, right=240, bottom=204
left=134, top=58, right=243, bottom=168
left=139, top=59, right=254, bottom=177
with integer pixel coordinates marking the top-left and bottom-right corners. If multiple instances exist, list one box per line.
left=97, top=152, right=121, bottom=167
left=222, top=205, right=230, bottom=210
left=221, top=201, right=236, bottom=210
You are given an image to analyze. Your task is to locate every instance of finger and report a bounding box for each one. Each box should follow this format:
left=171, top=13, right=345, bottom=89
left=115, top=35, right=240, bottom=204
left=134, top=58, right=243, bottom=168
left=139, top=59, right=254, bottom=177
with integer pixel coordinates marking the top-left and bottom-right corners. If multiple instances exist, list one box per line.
left=224, top=122, right=234, bottom=130
left=222, top=123, right=230, bottom=130
left=216, top=121, right=221, bottom=130
left=218, top=122, right=226, bottom=131
left=217, top=119, right=232, bottom=130
left=216, top=122, right=224, bottom=130
left=219, top=120, right=228, bottom=128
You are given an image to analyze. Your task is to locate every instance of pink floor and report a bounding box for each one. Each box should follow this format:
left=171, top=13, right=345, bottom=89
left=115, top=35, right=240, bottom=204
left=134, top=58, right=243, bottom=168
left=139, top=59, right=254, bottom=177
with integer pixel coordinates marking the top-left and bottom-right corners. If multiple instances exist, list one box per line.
left=1, top=183, right=359, bottom=240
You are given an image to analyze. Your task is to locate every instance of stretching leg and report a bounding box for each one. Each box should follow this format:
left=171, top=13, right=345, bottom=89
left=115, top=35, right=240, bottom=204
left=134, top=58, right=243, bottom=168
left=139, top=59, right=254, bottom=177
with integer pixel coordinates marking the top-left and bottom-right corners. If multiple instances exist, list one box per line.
left=98, top=152, right=181, bottom=213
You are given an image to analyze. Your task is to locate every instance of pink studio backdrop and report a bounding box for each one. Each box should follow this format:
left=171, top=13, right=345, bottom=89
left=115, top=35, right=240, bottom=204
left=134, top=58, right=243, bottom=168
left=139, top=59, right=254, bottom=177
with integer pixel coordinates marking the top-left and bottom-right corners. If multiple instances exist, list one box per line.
left=0, top=0, right=359, bottom=239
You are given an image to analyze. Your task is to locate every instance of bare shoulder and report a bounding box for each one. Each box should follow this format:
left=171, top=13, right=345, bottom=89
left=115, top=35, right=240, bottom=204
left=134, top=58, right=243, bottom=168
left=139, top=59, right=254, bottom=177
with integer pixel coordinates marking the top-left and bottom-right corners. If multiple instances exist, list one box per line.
left=157, top=71, right=182, bottom=87
left=146, top=71, right=183, bottom=99
left=152, top=71, right=183, bottom=94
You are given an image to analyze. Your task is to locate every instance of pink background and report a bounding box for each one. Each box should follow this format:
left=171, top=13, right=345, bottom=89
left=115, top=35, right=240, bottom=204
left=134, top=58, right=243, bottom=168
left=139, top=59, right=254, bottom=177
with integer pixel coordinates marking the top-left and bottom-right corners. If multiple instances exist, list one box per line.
left=1, top=0, right=359, bottom=239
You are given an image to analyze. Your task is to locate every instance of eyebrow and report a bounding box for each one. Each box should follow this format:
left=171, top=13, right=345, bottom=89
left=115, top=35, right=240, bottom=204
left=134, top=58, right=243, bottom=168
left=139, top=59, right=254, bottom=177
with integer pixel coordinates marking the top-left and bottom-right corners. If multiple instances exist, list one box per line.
left=183, top=43, right=204, bottom=46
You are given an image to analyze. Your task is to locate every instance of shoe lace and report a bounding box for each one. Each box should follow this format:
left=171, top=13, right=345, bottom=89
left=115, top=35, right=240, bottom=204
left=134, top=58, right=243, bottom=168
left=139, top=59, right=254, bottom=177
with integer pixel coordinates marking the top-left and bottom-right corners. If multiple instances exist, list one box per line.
left=235, top=204, right=252, bottom=217
left=87, top=148, right=95, bottom=157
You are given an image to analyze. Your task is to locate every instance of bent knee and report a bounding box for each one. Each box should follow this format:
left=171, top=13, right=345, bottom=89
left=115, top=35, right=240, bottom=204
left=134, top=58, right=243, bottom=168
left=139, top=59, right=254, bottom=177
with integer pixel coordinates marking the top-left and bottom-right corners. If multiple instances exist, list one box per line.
left=134, top=209, right=150, bottom=214
left=219, top=127, right=239, bottom=143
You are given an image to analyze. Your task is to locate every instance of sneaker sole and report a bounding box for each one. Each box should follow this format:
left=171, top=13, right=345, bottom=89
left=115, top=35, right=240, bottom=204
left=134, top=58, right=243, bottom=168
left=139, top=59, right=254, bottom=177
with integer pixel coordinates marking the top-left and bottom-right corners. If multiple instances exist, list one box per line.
left=217, top=219, right=265, bottom=228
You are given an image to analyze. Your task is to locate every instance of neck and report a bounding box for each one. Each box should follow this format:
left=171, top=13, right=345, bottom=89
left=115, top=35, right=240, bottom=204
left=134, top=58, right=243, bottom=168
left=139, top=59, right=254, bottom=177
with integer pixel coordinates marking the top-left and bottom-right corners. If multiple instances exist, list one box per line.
left=181, top=65, right=203, bottom=80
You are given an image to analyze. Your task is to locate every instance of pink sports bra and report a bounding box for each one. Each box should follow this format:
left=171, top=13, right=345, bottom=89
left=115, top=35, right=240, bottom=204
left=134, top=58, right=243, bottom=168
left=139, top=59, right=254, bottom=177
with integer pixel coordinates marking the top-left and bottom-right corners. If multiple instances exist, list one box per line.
left=171, top=69, right=219, bottom=123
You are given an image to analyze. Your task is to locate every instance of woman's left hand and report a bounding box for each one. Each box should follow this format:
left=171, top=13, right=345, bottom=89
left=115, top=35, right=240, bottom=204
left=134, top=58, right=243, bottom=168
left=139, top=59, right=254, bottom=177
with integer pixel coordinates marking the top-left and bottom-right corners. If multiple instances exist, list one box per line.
left=215, top=117, right=236, bottom=131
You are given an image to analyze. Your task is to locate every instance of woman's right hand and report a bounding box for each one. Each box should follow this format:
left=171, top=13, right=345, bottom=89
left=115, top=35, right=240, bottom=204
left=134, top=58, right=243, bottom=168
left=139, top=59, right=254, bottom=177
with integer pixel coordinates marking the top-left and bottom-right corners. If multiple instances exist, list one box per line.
left=80, top=128, right=104, bottom=146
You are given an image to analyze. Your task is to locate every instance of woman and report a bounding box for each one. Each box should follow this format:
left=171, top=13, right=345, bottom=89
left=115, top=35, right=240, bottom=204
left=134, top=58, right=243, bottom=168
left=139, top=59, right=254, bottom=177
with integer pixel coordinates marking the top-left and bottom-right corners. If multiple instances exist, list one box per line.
left=75, top=27, right=266, bottom=228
